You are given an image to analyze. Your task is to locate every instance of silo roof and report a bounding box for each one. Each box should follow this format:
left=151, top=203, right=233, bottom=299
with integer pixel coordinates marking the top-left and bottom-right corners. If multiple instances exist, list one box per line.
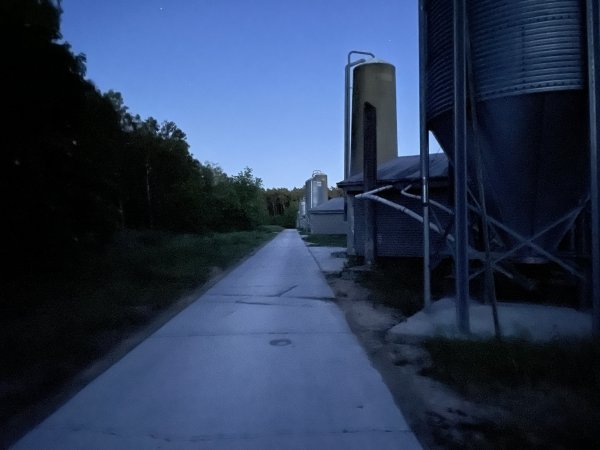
left=308, top=197, right=345, bottom=214
left=355, top=58, right=393, bottom=67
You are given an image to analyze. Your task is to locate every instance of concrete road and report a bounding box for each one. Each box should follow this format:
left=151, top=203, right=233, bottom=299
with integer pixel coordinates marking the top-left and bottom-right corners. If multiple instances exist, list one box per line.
left=12, top=230, right=421, bottom=449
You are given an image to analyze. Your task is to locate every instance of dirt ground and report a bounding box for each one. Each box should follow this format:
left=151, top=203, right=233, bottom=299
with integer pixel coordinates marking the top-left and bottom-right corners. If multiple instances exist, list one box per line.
left=327, top=273, right=599, bottom=450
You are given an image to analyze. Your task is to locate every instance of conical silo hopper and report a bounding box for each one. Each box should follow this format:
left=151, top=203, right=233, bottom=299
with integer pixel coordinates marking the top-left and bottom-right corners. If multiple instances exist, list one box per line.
left=426, top=0, right=589, bottom=256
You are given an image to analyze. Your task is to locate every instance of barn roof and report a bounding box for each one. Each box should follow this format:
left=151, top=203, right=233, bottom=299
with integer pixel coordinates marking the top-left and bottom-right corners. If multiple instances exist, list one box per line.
left=338, top=153, right=448, bottom=188
left=308, top=197, right=344, bottom=214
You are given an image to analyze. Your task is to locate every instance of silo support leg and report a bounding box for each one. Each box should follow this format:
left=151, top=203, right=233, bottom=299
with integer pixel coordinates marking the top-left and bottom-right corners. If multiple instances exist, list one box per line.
left=363, top=102, right=377, bottom=267
left=454, top=0, right=470, bottom=334
left=419, top=0, right=431, bottom=311
left=587, top=0, right=600, bottom=335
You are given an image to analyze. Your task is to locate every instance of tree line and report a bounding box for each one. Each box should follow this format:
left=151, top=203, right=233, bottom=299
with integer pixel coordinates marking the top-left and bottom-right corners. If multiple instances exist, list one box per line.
left=3, top=1, right=267, bottom=269
left=4, top=0, right=343, bottom=275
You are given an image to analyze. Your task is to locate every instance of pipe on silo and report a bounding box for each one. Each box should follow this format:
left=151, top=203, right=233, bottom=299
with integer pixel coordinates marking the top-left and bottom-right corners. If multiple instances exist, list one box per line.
left=363, top=102, right=377, bottom=266
left=345, top=51, right=374, bottom=180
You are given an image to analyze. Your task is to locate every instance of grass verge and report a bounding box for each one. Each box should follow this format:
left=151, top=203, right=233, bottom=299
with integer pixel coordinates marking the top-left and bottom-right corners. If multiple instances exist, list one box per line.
left=422, top=337, right=600, bottom=449
left=1, top=227, right=278, bottom=438
left=350, top=257, right=449, bottom=317
left=423, top=337, right=600, bottom=390
left=302, top=233, right=346, bottom=247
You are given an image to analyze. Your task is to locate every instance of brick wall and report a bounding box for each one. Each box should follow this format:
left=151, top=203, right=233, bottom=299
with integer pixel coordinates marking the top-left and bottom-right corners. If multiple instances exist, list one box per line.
left=353, top=189, right=451, bottom=258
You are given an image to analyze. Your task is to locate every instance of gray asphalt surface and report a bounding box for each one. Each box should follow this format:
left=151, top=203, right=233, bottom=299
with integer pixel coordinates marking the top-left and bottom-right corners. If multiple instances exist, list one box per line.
left=12, top=229, right=421, bottom=449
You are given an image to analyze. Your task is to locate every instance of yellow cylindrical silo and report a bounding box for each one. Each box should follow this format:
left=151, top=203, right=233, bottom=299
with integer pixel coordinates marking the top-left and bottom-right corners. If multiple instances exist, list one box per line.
left=349, top=60, right=398, bottom=177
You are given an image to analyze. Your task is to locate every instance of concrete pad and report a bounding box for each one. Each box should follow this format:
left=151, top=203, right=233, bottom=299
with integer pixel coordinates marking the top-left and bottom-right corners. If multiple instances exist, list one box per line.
left=389, top=297, right=593, bottom=342
left=307, top=246, right=347, bottom=274
left=13, top=230, right=421, bottom=449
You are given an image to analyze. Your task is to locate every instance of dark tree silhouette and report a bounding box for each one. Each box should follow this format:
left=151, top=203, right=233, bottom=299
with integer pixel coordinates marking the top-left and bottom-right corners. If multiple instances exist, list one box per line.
left=2, top=0, right=272, bottom=281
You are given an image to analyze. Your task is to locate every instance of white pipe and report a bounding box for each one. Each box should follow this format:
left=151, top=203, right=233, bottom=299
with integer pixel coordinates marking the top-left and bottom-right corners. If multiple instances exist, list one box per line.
left=356, top=192, right=449, bottom=239
left=401, top=184, right=454, bottom=215
left=362, top=184, right=394, bottom=196
left=355, top=192, right=520, bottom=280
left=401, top=182, right=584, bottom=278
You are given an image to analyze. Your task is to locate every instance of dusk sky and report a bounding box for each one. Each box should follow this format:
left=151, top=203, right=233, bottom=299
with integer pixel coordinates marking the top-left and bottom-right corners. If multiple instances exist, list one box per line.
left=60, top=0, right=432, bottom=189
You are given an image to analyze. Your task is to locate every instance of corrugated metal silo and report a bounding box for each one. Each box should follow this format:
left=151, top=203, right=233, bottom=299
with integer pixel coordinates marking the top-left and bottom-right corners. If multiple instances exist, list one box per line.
left=350, top=60, right=398, bottom=176
left=299, top=198, right=306, bottom=216
left=304, top=180, right=312, bottom=210
left=305, top=172, right=328, bottom=209
left=426, top=0, right=589, bottom=255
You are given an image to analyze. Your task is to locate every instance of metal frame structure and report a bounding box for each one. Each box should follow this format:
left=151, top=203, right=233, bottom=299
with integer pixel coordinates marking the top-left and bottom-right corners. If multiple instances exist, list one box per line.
left=415, top=0, right=600, bottom=334
left=350, top=1, right=599, bottom=334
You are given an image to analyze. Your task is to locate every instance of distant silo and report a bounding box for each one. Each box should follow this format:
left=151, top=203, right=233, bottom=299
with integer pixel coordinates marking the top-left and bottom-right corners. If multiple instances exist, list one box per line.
left=299, top=198, right=306, bottom=216
left=350, top=60, right=398, bottom=176
left=296, top=198, right=308, bottom=230
left=305, top=171, right=328, bottom=209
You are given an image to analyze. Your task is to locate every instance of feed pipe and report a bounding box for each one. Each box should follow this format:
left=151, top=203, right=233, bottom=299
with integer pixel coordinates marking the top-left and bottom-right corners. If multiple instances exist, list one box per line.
left=344, top=51, right=375, bottom=180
